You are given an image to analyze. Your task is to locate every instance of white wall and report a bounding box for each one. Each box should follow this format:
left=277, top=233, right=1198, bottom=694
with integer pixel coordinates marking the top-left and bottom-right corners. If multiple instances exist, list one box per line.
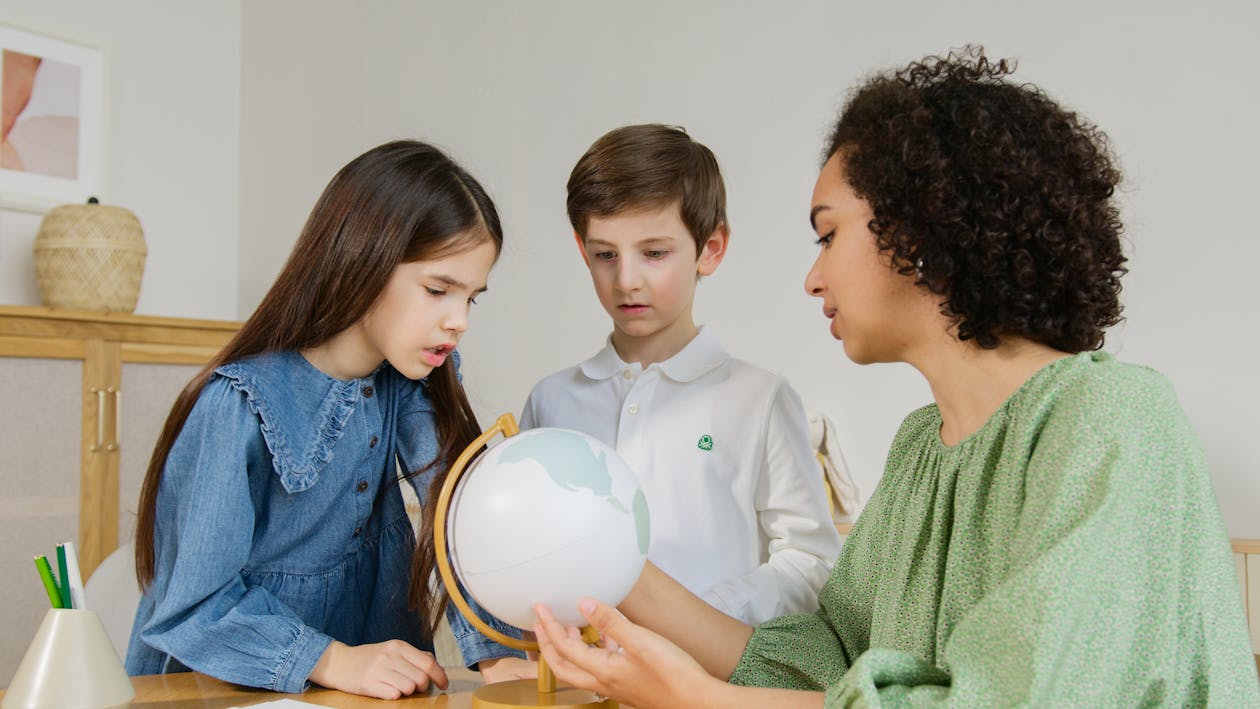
left=235, top=0, right=1255, bottom=539
left=0, top=1, right=241, bottom=320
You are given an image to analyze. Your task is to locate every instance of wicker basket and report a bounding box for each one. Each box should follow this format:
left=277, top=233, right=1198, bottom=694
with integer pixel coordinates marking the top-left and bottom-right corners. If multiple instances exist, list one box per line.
left=33, top=201, right=147, bottom=313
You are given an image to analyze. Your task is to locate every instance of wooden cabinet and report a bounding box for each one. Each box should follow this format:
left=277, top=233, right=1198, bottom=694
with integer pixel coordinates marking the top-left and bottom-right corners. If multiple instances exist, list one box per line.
left=0, top=305, right=238, bottom=678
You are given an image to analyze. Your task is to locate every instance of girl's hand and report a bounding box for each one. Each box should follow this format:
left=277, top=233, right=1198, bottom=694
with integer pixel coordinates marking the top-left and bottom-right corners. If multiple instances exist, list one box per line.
left=309, top=639, right=449, bottom=699
left=533, top=599, right=727, bottom=709
left=478, top=656, right=538, bottom=683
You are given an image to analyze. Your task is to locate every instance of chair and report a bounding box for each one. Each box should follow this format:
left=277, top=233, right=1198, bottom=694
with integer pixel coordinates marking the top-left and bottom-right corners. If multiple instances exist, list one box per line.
left=808, top=412, right=862, bottom=523
left=83, top=542, right=140, bottom=659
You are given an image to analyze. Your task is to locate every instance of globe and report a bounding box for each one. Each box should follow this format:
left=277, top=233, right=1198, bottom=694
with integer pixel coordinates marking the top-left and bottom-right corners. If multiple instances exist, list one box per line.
left=446, top=427, right=651, bottom=630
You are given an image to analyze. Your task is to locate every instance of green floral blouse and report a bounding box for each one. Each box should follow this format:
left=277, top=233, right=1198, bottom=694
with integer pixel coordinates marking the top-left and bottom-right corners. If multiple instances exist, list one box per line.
left=729, top=352, right=1259, bottom=707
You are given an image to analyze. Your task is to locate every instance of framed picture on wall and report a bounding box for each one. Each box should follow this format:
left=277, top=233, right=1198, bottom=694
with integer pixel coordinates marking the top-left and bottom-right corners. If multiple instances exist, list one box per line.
left=0, top=24, right=104, bottom=213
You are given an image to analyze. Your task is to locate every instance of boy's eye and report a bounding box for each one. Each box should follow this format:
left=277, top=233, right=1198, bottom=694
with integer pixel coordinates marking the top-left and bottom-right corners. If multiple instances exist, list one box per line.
left=645, top=250, right=668, bottom=259
left=468, top=295, right=478, bottom=306
left=594, top=251, right=616, bottom=261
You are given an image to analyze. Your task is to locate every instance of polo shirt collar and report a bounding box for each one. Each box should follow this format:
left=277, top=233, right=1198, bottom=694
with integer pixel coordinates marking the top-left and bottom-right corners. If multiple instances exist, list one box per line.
left=578, top=326, right=728, bottom=383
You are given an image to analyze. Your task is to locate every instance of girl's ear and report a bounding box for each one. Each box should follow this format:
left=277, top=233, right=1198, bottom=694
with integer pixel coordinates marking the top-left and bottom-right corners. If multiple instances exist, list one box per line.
left=697, top=223, right=730, bottom=276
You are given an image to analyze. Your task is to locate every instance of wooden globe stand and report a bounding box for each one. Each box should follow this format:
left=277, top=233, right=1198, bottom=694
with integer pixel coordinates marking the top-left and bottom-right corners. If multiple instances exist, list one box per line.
left=434, top=413, right=616, bottom=709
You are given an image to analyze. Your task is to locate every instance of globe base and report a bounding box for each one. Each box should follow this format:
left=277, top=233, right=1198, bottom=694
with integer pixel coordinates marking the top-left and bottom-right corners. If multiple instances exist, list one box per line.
left=472, top=680, right=616, bottom=708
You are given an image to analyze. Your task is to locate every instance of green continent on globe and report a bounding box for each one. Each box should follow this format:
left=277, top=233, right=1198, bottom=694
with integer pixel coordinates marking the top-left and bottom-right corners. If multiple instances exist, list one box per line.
left=502, top=430, right=616, bottom=502
left=500, top=430, right=651, bottom=553
left=632, top=489, right=650, bottom=554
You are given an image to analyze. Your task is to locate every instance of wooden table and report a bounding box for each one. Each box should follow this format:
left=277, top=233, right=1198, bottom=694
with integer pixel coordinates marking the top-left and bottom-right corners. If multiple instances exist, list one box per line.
left=1, top=670, right=486, bottom=708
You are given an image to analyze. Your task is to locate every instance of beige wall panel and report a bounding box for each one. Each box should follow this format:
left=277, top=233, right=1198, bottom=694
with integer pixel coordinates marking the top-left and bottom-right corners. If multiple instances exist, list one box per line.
left=119, top=362, right=202, bottom=549
left=0, top=357, right=83, bottom=682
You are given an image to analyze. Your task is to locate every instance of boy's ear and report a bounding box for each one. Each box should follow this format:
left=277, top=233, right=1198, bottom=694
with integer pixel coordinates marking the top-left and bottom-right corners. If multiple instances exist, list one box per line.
left=696, top=223, right=730, bottom=277
left=573, top=231, right=589, bottom=263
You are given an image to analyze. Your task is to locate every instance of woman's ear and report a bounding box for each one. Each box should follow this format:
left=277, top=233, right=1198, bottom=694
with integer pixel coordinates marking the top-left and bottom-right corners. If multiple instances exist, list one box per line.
left=696, top=223, right=730, bottom=276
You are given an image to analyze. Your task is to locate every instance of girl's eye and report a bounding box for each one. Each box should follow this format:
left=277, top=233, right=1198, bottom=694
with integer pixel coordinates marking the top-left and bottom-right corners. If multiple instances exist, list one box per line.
left=815, top=231, right=835, bottom=248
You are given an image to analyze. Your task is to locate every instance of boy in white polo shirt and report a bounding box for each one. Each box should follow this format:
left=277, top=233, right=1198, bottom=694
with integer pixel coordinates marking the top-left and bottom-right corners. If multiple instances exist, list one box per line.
left=520, top=124, right=841, bottom=624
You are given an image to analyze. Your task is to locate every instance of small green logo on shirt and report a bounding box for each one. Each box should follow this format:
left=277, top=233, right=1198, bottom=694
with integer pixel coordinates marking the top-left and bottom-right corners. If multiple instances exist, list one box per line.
left=697, top=434, right=714, bottom=451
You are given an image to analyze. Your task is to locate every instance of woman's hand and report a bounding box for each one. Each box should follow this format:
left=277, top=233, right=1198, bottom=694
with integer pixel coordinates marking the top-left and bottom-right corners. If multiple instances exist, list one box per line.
left=478, top=656, right=538, bottom=683
left=534, top=598, right=728, bottom=709
left=309, top=639, right=449, bottom=699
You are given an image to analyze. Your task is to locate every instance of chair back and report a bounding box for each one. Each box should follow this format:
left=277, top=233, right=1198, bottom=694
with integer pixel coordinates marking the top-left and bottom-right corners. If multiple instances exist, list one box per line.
left=83, top=542, right=140, bottom=659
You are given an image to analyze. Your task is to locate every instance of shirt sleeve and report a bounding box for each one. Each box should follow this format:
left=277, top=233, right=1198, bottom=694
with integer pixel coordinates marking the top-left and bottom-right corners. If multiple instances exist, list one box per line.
left=136, top=378, right=332, bottom=693
left=444, top=580, right=527, bottom=669
left=728, top=608, right=853, bottom=690
left=519, top=384, right=540, bottom=430
left=739, top=369, right=1259, bottom=706
left=702, top=381, right=843, bottom=624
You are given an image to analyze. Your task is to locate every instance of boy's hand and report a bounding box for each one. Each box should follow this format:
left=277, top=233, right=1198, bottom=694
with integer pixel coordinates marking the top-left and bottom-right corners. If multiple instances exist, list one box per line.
left=478, top=656, right=538, bottom=683
left=310, top=639, right=449, bottom=699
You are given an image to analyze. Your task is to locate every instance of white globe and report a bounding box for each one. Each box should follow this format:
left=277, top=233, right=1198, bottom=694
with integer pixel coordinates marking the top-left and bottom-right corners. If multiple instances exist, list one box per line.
left=447, top=427, right=651, bottom=629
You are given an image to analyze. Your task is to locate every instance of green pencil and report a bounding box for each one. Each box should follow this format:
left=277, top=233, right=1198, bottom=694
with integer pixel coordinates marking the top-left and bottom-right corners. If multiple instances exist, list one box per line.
left=55, top=544, right=72, bottom=609
left=34, top=556, right=64, bottom=608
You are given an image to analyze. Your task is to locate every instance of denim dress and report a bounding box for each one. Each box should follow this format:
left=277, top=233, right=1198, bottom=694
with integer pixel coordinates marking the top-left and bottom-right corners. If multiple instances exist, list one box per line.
left=125, top=350, right=523, bottom=693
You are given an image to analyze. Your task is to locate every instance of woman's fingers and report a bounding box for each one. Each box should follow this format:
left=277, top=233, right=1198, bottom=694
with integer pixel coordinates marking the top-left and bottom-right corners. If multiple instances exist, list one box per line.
left=533, top=604, right=605, bottom=691
left=601, top=633, right=622, bottom=653
left=537, top=629, right=603, bottom=691
left=577, top=597, right=640, bottom=653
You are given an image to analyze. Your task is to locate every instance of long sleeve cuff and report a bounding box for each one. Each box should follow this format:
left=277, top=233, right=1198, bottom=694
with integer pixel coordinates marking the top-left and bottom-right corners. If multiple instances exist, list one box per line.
left=729, top=611, right=847, bottom=690
left=272, top=625, right=334, bottom=694
left=444, top=595, right=526, bottom=670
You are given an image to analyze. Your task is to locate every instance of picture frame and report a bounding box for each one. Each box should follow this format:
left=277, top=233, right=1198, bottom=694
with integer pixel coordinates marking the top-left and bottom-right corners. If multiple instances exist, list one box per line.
left=0, top=24, right=104, bottom=213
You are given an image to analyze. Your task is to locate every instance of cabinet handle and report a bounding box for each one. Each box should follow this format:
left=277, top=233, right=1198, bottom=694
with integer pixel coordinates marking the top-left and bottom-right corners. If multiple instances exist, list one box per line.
left=106, top=387, right=120, bottom=452
left=89, top=387, right=120, bottom=452
left=90, top=387, right=105, bottom=452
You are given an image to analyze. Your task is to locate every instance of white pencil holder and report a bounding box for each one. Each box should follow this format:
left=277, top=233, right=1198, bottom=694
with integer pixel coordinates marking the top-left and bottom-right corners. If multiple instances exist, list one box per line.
left=2, top=609, right=134, bottom=709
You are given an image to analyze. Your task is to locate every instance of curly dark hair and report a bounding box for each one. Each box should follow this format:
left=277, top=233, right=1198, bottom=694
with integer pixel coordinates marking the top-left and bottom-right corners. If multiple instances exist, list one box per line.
left=825, top=46, right=1127, bottom=351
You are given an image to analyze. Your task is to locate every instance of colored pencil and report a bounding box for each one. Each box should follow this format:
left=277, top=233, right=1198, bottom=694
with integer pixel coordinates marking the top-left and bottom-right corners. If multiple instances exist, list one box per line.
left=34, top=556, right=64, bottom=608
left=62, top=541, right=87, bottom=610
left=55, top=544, right=72, bottom=608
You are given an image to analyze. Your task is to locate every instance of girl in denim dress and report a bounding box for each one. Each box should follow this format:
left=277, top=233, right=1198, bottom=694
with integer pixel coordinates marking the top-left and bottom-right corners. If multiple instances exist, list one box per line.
left=126, top=141, right=530, bottom=699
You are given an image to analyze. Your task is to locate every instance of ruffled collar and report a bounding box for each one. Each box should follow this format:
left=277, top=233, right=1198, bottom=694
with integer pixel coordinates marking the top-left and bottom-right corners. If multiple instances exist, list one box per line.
left=214, top=350, right=375, bottom=493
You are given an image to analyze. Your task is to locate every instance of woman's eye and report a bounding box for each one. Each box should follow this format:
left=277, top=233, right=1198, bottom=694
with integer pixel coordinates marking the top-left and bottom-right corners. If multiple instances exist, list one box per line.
left=815, top=231, right=834, bottom=248
left=468, top=295, right=479, bottom=306
left=426, top=287, right=446, bottom=297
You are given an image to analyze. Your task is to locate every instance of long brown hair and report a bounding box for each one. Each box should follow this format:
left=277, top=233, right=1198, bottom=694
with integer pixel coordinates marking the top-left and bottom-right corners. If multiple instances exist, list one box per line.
left=135, top=140, right=503, bottom=632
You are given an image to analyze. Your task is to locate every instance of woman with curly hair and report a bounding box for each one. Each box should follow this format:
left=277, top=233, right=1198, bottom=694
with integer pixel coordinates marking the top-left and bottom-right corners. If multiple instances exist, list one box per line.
left=532, top=48, right=1259, bottom=707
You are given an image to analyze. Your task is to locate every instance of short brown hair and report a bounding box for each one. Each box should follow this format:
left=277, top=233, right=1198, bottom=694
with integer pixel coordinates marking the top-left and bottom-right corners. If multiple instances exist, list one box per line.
left=567, top=124, right=727, bottom=255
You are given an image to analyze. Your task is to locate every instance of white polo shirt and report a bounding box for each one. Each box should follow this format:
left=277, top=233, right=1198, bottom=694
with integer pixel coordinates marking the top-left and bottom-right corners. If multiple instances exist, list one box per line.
left=520, top=327, right=841, bottom=624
